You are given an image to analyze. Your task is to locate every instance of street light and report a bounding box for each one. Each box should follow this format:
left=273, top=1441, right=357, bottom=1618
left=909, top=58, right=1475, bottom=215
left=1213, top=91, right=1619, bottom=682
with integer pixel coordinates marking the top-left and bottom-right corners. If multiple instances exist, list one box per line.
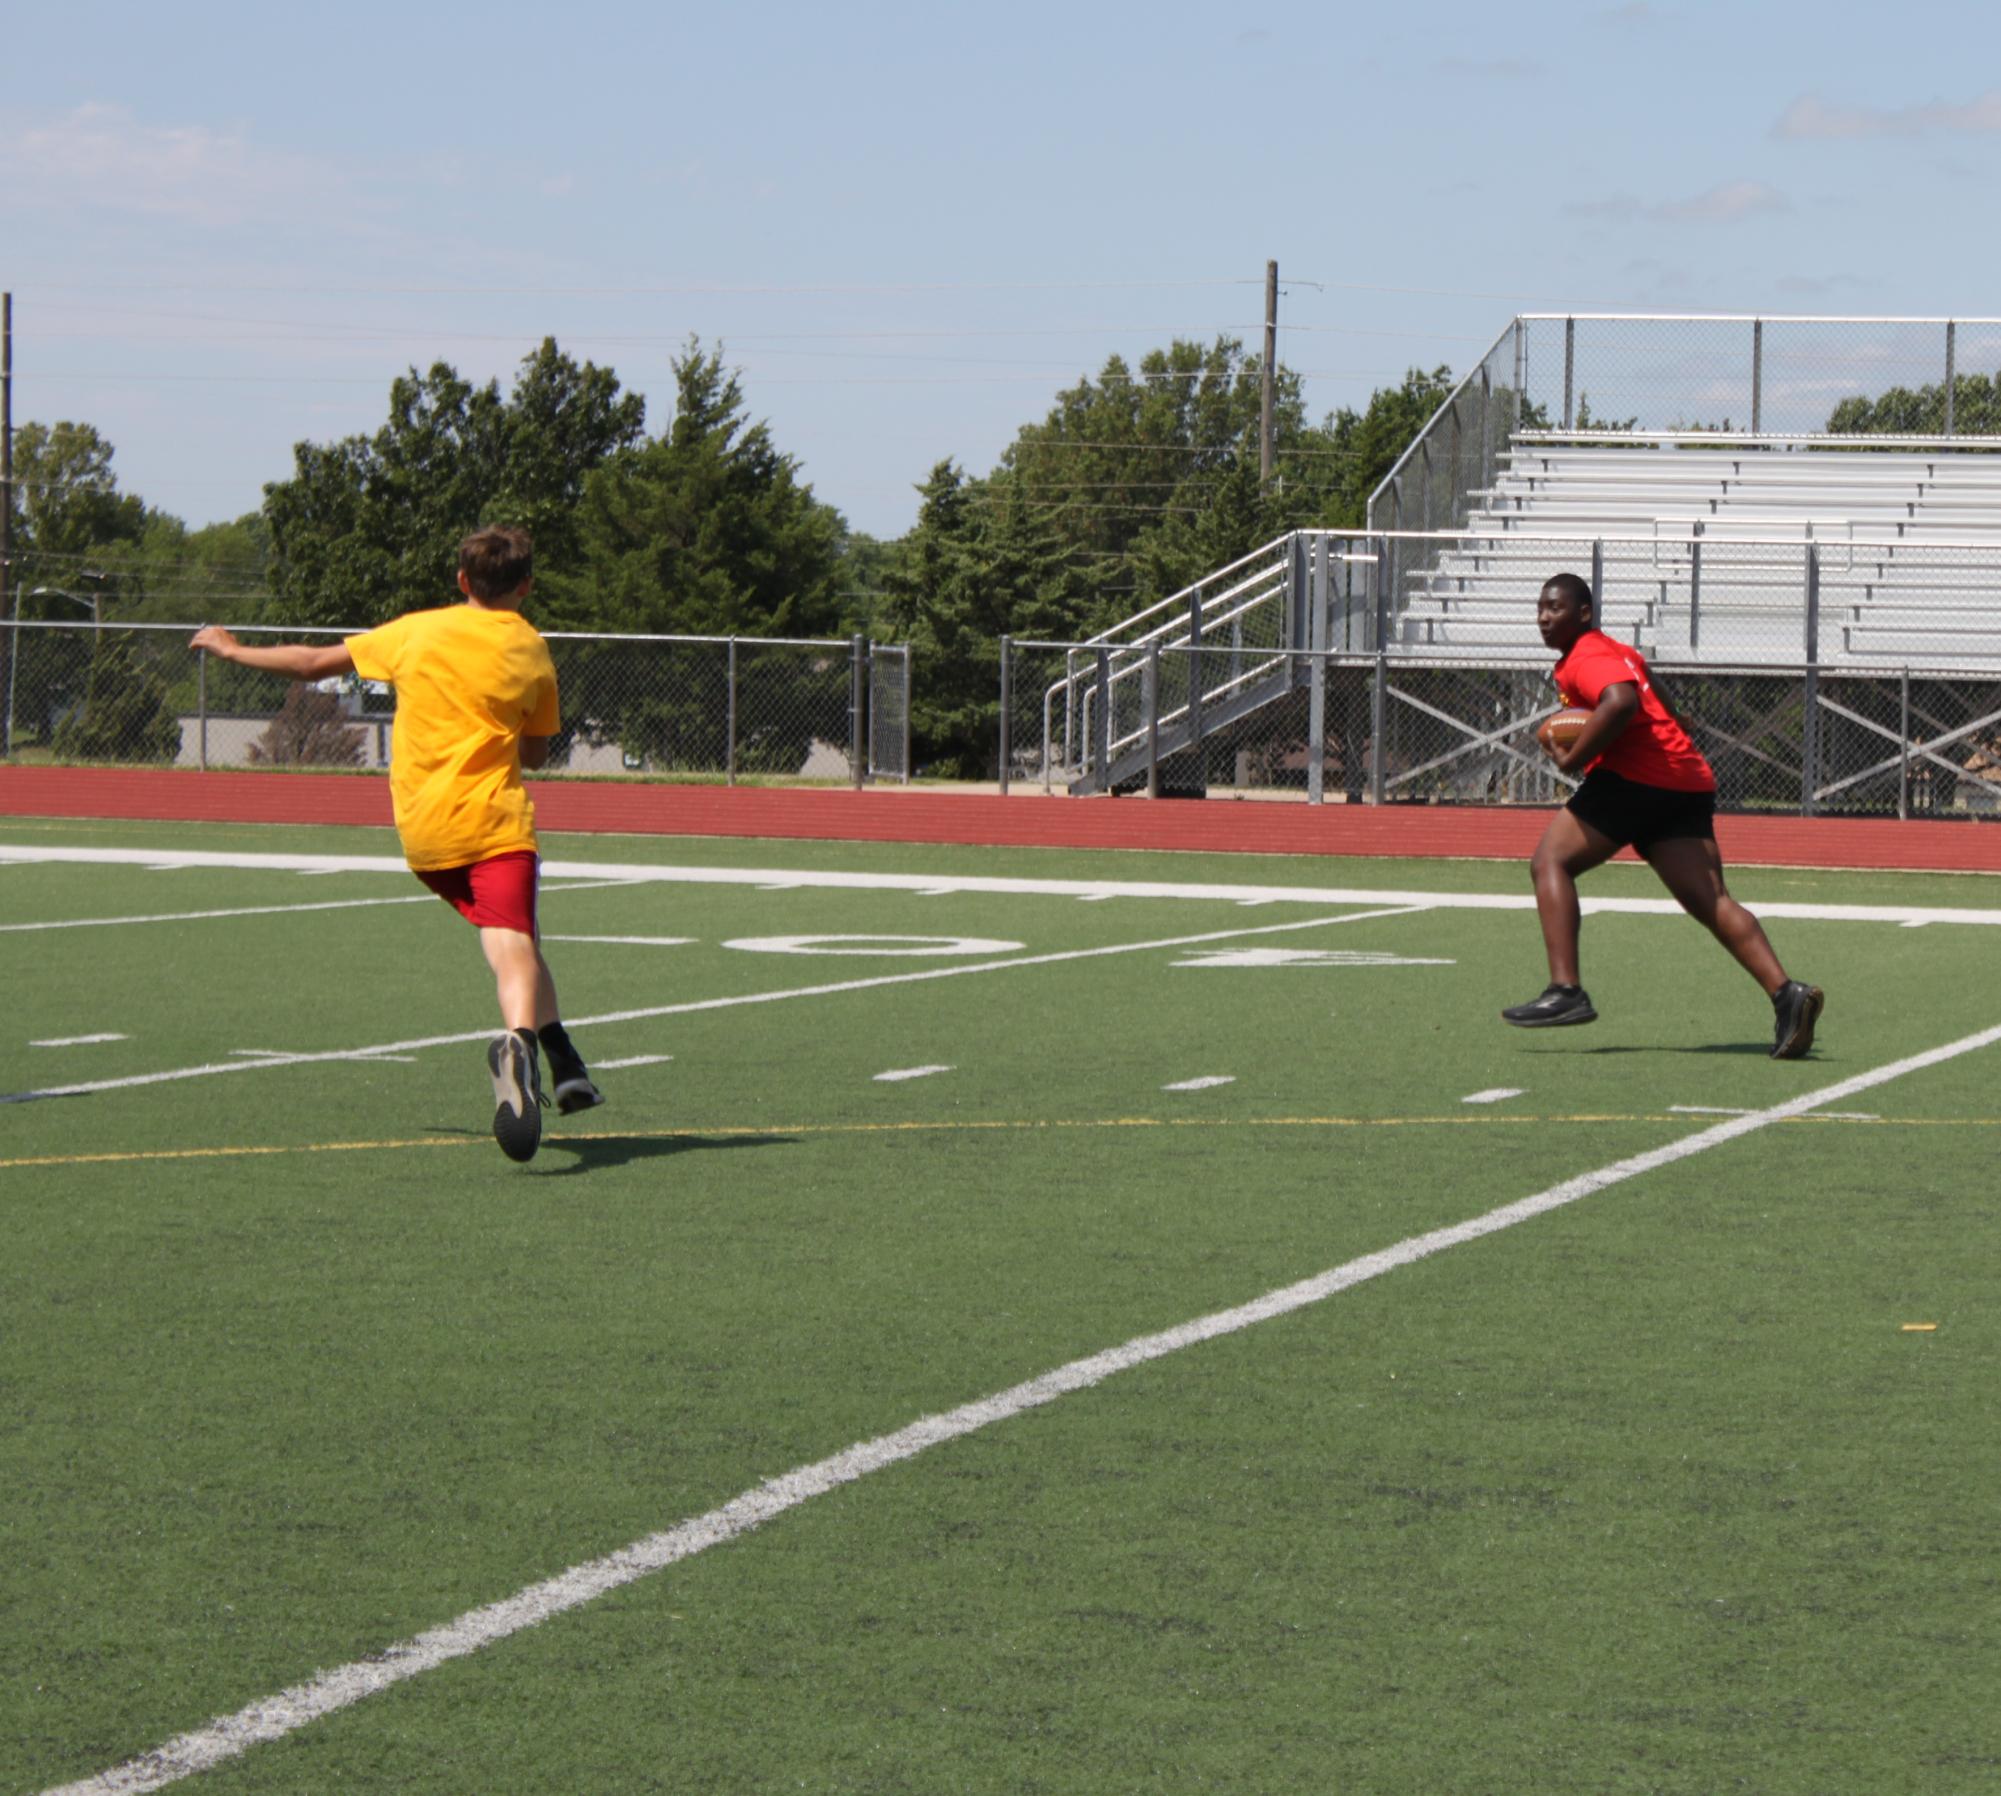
left=4, top=572, right=105, bottom=755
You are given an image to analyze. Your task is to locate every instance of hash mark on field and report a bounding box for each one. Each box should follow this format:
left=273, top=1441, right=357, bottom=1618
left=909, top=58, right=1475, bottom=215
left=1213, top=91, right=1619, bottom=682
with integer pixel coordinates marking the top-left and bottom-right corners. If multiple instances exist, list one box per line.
left=593, top=1054, right=673, bottom=1071
left=874, top=1065, right=953, bottom=1083
left=52, top=1021, right=2001, bottom=1796
left=30, top=1033, right=129, bottom=1047
left=1461, top=1088, right=1524, bottom=1105
left=1163, top=1075, right=1236, bottom=1092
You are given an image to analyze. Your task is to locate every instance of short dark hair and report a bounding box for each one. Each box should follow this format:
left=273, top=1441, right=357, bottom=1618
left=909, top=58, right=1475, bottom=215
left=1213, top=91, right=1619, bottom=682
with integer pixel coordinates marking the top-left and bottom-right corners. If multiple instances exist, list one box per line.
left=459, top=525, right=533, bottom=600
left=1541, top=571, right=1594, bottom=615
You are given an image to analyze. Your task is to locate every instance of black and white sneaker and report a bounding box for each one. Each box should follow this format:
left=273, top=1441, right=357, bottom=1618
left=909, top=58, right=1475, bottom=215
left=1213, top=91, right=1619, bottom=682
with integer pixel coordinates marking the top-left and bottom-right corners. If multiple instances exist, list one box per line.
left=552, top=1071, right=606, bottom=1116
left=1770, top=981, right=1824, bottom=1060
left=487, top=1032, right=544, bottom=1162
left=1501, top=984, right=1598, bottom=1028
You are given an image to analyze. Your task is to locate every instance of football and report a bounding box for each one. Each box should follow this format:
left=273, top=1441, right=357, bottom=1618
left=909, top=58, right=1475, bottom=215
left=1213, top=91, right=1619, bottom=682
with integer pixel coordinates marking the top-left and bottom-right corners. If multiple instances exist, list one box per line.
left=1536, top=707, right=1593, bottom=757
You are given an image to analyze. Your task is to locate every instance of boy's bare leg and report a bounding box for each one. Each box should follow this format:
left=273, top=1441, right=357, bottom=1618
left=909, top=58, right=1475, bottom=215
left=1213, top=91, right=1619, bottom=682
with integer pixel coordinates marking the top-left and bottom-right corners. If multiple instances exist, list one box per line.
left=480, top=927, right=556, bottom=1030
left=1529, top=809, right=1621, bottom=987
left=1641, top=836, right=1788, bottom=996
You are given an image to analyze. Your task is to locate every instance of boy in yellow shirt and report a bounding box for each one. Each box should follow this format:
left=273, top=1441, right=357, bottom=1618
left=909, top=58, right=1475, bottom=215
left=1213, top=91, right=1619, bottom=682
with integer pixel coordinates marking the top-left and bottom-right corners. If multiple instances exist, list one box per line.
left=191, top=525, right=601, bottom=1163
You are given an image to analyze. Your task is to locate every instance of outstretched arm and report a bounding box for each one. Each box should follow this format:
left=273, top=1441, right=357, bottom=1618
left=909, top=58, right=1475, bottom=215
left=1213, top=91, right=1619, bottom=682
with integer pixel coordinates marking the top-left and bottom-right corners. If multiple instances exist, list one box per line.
left=190, top=625, right=354, bottom=682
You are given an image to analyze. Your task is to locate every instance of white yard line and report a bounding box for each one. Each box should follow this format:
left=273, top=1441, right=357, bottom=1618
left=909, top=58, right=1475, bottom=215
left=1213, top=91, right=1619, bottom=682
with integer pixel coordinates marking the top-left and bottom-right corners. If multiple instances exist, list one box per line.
left=874, top=1065, right=953, bottom=1083
left=1, top=907, right=1429, bottom=1106
left=42, top=1018, right=2001, bottom=1796
left=591, top=1054, right=673, bottom=1071
left=0, top=879, right=639, bottom=936
left=5, top=843, right=2000, bottom=929
left=1461, top=1088, right=1525, bottom=1105
left=1163, top=1076, right=1236, bottom=1092
left=30, top=1033, right=129, bottom=1047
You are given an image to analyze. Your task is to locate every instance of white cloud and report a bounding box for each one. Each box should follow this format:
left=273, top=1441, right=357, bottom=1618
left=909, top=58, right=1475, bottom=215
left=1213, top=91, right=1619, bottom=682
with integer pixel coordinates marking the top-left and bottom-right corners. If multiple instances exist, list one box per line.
left=1655, top=179, right=1788, bottom=222
left=1777, top=90, right=2001, bottom=139
left=2, top=103, right=351, bottom=228
left=1567, top=180, right=1788, bottom=224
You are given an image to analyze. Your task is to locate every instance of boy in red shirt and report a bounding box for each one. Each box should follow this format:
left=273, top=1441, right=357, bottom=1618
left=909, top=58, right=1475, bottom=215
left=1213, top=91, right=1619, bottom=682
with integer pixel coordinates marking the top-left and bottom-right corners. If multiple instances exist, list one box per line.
left=191, top=526, right=604, bottom=1161
left=1502, top=572, right=1823, bottom=1058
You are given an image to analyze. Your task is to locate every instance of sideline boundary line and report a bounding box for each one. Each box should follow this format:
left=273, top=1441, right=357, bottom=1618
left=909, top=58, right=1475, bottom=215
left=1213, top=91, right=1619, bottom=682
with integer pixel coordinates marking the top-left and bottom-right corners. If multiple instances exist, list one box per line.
left=6, top=843, right=2001, bottom=928
left=43, top=1018, right=2001, bottom=1796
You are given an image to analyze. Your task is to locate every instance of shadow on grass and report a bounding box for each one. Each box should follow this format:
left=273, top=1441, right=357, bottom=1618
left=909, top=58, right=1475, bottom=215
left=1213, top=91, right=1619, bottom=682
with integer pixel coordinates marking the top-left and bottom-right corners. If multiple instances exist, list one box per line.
left=537, top=1133, right=792, bottom=1175
left=420, top=1125, right=795, bottom=1174
left=1565, top=1042, right=1784, bottom=1056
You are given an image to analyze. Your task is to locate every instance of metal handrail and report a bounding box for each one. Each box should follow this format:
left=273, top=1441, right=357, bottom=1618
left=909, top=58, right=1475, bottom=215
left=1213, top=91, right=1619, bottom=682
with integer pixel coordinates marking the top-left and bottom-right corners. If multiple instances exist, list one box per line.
left=1078, top=532, right=1292, bottom=648
left=1364, top=317, right=1518, bottom=526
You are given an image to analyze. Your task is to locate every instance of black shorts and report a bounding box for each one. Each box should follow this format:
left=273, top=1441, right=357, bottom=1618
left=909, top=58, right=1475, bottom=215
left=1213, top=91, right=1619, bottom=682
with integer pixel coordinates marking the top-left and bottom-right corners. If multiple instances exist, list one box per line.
left=1566, top=768, right=1716, bottom=854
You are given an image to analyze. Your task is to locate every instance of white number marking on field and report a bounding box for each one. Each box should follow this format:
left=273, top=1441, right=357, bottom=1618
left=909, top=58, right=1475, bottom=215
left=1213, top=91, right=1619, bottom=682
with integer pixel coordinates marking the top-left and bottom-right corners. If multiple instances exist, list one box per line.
left=58, top=1022, right=2001, bottom=1796
left=29, top=1033, right=129, bottom=1047
left=1461, top=1088, right=1525, bottom=1105
left=874, top=1065, right=954, bottom=1083
left=592, top=1054, right=674, bottom=1071
left=1163, top=1075, right=1236, bottom=1092
left=1175, top=947, right=1456, bottom=969
left=724, top=935, right=1024, bottom=957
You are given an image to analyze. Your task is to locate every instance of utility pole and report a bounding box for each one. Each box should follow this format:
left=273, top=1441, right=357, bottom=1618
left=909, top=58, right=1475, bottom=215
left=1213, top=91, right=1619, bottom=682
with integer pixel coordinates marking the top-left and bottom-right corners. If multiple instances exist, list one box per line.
left=2, top=292, right=14, bottom=757
left=1260, top=260, right=1278, bottom=487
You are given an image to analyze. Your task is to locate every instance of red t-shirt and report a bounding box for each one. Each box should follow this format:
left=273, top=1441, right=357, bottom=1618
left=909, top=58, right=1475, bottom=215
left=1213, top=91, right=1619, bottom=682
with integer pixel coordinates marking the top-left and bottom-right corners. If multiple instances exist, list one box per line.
left=1553, top=630, right=1714, bottom=793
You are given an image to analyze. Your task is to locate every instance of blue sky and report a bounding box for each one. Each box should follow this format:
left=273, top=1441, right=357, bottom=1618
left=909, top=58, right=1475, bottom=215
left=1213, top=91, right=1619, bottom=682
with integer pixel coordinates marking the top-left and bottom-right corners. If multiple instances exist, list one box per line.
left=3, top=0, right=1999, bottom=541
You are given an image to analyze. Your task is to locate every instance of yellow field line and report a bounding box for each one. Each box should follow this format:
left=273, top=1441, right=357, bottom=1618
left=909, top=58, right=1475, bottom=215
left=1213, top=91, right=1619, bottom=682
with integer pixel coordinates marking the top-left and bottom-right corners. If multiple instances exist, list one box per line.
left=4, top=1111, right=1998, bottom=1171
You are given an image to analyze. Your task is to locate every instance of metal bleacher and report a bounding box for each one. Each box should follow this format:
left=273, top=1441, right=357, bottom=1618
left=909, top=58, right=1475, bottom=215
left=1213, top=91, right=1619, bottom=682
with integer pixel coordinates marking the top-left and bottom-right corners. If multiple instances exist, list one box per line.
left=1030, top=314, right=2001, bottom=807
left=1372, top=314, right=2001, bottom=671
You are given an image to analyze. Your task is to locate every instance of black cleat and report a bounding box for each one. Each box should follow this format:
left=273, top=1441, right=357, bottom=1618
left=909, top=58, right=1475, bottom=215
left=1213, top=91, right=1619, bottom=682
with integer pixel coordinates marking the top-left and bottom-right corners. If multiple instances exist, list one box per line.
left=1771, top=981, right=1824, bottom=1060
left=1501, top=984, right=1598, bottom=1028
left=553, top=1071, right=606, bottom=1116
left=487, top=1032, right=544, bottom=1162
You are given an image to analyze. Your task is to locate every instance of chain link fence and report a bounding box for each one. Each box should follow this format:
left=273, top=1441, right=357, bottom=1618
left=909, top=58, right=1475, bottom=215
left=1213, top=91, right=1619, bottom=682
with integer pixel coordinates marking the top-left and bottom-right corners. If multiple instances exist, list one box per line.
left=1510, top=315, right=2001, bottom=438
left=0, top=621, right=912, bottom=784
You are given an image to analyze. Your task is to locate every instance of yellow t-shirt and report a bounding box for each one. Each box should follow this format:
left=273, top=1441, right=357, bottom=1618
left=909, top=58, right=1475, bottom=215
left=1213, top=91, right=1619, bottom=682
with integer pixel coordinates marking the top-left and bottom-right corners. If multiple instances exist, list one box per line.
left=345, top=604, right=560, bottom=872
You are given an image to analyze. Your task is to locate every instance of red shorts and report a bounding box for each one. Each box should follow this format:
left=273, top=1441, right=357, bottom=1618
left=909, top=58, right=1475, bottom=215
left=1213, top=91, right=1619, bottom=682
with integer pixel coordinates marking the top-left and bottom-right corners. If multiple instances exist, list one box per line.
left=415, top=850, right=540, bottom=934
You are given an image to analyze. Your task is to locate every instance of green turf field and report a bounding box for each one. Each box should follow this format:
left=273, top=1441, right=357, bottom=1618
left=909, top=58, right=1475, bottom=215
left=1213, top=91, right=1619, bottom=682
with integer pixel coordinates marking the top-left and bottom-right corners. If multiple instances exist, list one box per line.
left=5, top=816, right=1999, bottom=1794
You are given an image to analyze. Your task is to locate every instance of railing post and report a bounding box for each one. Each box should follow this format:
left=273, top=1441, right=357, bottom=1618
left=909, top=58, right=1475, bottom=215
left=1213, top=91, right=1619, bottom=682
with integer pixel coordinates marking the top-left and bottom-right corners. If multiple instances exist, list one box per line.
left=1306, top=538, right=1327, bottom=805
left=1369, top=652, right=1388, bottom=805
left=1145, top=642, right=1161, bottom=799
left=1562, top=315, right=1575, bottom=429
left=726, top=635, right=738, bottom=786
left=1944, top=320, right=1957, bottom=437
left=1591, top=538, right=1604, bottom=606
left=850, top=633, right=866, bottom=791
left=1513, top=316, right=1526, bottom=414
left=900, top=645, right=911, bottom=785
left=1688, top=534, right=1702, bottom=655
left=1480, top=365, right=1494, bottom=495
left=998, top=634, right=1011, bottom=796
left=198, top=647, right=209, bottom=771
left=1093, top=646, right=1111, bottom=788
left=1802, top=547, right=1821, bottom=814
left=1898, top=666, right=1910, bottom=821
left=1751, top=318, right=1763, bottom=433
left=1419, top=441, right=1432, bottom=534
left=1186, top=588, right=1204, bottom=755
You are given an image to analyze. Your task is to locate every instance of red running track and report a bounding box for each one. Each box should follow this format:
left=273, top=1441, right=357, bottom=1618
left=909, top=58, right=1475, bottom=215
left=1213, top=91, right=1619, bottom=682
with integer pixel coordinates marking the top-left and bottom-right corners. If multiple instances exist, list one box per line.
left=3, top=765, right=2000, bottom=874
